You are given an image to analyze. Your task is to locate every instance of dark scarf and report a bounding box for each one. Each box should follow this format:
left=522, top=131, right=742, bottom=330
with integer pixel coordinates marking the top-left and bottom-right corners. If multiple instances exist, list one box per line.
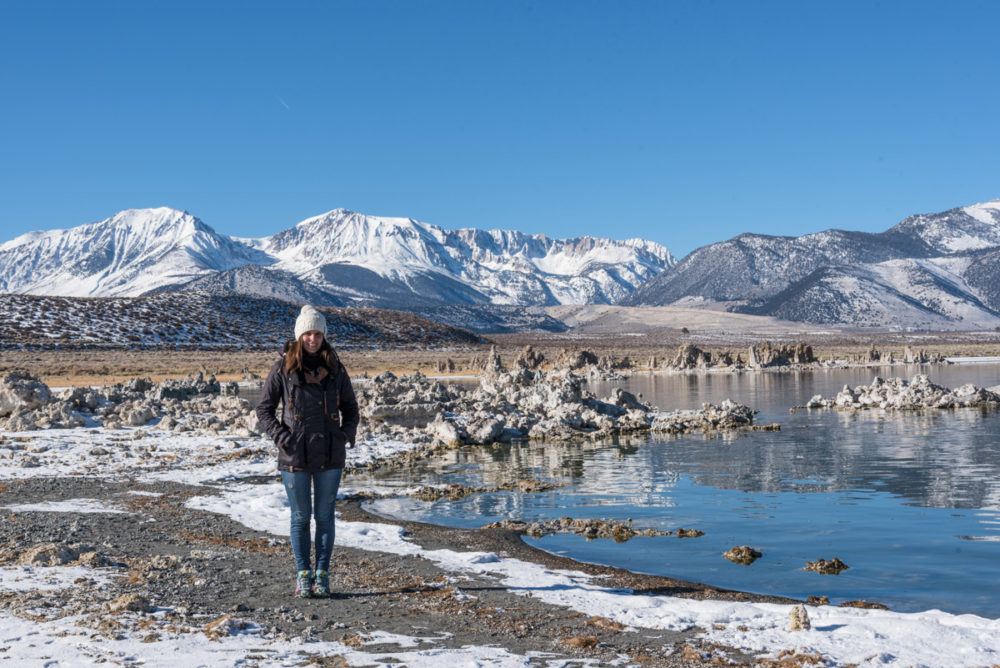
left=302, top=352, right=329, bottom=384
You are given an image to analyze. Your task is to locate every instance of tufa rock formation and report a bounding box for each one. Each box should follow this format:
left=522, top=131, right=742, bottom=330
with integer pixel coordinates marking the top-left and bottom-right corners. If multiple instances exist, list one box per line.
left=801, top=375, right=1000, bottom=410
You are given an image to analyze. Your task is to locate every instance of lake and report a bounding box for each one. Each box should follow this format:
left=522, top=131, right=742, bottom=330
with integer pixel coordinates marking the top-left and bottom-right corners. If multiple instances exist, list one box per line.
left=358, top=363, right=1000, bottom=618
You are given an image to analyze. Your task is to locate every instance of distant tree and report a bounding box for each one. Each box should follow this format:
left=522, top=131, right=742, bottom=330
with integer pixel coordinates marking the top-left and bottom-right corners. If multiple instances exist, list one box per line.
left=681, top=327, right=690, bottom=334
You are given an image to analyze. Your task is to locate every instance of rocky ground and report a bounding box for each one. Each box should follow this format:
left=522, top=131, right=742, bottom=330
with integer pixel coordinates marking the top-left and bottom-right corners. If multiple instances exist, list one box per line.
left=0, top=475, right=799, bottom=666
left=0, top=352, right=872, bottom=666
left=3, top=339, right=1000, bottom=665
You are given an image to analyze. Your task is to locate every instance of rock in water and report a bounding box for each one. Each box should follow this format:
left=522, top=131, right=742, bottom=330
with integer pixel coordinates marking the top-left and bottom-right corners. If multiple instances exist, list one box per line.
left=722, top=545, right=763, bottom=565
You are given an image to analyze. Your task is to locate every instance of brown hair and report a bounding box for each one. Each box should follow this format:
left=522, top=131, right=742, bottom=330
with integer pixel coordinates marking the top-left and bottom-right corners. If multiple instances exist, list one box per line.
left=283, top=337, right=341, bottom=376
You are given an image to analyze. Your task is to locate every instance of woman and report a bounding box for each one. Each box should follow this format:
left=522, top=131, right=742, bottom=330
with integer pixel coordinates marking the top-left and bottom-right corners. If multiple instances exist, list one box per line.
left=256, top=305, right=359, bottom=598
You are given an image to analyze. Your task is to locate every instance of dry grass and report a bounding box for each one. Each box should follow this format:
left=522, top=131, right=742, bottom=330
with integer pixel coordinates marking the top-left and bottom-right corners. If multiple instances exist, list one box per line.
left=756, top=650, right=829, bottom=667
left=586, top=616, right=626, bottom=631
left=562, top=635, right=600, bottom=649
left=5, top=329, right=1000, bottom=389
left=0, top=347, right=497, bottom=387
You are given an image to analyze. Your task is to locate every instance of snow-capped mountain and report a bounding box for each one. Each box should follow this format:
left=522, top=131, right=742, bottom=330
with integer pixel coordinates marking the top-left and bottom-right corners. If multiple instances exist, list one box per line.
left=626, top=228, right=935, bottom=305
left=250, top=209, right=673, bottom=306
left=889, top=199, right=1000, bottom=253
left=0, top=207, right=675, bottom=307
left=629, top=198, right=1000, bottom=329
left=0, top=208, right=269, bottom=297
left=741, top=257, right=1000, bottom=329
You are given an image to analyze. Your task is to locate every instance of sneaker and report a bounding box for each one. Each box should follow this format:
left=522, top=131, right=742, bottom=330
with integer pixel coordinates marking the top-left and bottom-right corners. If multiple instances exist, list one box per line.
left=294, top=570, right=313, bottom=598
left=311, top=570, right=331, bottom=598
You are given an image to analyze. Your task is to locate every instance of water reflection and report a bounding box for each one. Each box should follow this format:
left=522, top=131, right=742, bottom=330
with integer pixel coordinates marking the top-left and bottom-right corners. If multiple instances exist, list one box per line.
left=360, top=364, right=1000, bottom=616
left=587, top=369, right=1000, bottom=511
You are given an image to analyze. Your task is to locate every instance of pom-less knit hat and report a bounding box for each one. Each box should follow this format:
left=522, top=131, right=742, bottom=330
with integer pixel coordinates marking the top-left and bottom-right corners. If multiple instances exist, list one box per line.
left=294, top=305, right=327, bottom=340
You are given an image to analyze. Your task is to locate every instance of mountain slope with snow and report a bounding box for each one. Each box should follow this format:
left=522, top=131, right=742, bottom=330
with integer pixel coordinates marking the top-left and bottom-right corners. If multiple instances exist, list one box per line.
left=628, top=198, right=1000, bottom=329
left=0, top=208, right=675, bottom=308
left=742, top=258, right=1000, bottom=329
left=626, top=228, right=935, bottom=305
left=257, top=209, right=674, bottom=306
left=0, top=292, right=484, bottom=349
left=889, top=199, right=1000, bottom=253
left=0, top=208, right=270, bottom=297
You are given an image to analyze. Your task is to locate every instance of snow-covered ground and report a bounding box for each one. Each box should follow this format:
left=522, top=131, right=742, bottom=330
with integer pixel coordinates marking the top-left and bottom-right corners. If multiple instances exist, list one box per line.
left=0, top=587, right=576, bottom=667
left=2, top=426, right=1000, bottom=666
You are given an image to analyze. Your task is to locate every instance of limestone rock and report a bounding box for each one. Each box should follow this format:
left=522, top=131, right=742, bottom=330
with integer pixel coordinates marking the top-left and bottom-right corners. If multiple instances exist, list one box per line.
left=108, top=593, right=151, bottom=614
left=789, top=604, right=811, bottom=631
left=514, top=345, right=545, bottom=370
left=468, top=418, right=504, bottom=444
left=553, top=348, right=598, bottom=371
left=5, top=410, right=38, bottom=432
left=802, top=375, right=1000, bottom=411
left=723, top=545, right=763, bottom=565
left=20, top=544, right=83, bottom=565
left=427, top=417, right=461, bottom=445
left=0, top=371, right=52, bottom=417
left=806, top=557, right=849, bottom=574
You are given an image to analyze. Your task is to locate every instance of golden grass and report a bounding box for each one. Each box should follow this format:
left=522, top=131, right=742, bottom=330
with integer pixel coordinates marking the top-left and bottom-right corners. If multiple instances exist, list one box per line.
left=4, top=333, right=999, bottom=389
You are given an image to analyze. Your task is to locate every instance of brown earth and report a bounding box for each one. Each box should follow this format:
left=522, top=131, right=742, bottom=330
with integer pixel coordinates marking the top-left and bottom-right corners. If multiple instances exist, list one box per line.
left=3, top=330, right=1000, bottom=388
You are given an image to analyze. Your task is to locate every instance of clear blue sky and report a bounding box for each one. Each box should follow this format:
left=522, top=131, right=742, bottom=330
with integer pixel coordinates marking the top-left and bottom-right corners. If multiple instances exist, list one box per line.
left=2, top=0, right=998, bottom=258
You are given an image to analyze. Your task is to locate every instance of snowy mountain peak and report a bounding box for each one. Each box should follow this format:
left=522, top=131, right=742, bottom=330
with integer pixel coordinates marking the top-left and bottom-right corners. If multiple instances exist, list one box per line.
left=0, top=207, right=675, bottom=307
left=0, top=208, right=266, bottom=297
left=961, top=198, right=1000, bottom=224
left=258, top=209, right=675, bottom=305
left=890, top=198, right=1000, bottom=254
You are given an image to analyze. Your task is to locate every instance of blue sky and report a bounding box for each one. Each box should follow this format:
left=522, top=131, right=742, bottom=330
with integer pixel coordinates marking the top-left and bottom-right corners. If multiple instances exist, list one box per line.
left=1, top=1, right=998, bottom=258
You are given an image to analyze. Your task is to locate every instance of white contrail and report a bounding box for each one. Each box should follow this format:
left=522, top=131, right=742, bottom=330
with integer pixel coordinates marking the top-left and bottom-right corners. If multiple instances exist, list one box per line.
left=277, top=96, right=291, bottom=110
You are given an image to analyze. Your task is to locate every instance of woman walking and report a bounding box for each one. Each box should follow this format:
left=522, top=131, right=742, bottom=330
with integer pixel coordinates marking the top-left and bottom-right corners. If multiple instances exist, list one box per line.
left=256, top=305, right=359, bottom=598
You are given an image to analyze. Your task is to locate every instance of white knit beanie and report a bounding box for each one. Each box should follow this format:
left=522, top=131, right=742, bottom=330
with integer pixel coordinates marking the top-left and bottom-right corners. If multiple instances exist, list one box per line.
left=294, top=305, right=327, bottom=341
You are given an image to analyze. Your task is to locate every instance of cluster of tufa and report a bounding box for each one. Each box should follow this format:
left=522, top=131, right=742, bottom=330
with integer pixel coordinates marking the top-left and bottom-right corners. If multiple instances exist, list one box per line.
left=3, top=355, right=764, bottom=448
left=661, top=342, right=817, bottom=371
left=801, top=374, right=1000, bottom=411
left=0, top=371, right=254, bottom=435
left=359, top=358, right=762, bottom=448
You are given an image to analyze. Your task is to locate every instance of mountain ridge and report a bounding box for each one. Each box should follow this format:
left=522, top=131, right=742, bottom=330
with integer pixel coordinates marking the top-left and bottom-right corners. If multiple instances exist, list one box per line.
left=628, top=198, right=1000, bottom=330
left=0, top=207, right=675, bottom=308
left=4, top=198, right=1000, bottom=330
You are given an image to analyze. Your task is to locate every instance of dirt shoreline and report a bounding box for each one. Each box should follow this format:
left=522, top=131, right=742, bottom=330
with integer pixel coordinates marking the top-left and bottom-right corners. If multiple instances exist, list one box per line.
left=0, top=475, right=790, bottom=665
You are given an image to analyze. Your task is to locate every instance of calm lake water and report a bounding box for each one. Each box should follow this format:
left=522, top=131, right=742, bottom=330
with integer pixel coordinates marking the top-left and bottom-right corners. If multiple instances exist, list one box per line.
left=358, top=363, right=1000, bottom=618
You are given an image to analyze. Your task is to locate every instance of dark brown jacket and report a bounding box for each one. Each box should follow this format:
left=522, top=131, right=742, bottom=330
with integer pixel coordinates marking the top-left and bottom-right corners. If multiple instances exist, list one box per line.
left=255, top=356, right=359, bottom=472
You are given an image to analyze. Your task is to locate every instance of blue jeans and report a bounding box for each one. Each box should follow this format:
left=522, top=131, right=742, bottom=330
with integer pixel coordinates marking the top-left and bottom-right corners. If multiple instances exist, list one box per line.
left=281, top=468, right=343, bottom=572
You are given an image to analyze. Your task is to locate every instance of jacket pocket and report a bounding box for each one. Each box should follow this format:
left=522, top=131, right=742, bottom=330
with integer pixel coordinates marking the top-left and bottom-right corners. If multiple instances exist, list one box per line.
left=280, top=422, right=306, bottom=469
